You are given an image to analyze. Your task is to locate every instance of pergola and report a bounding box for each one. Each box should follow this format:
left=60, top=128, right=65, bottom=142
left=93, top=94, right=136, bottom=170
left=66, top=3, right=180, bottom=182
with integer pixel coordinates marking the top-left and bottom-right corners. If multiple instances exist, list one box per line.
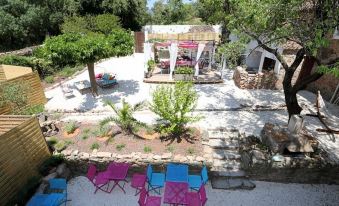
left=144, top=40, right=216, bottom=79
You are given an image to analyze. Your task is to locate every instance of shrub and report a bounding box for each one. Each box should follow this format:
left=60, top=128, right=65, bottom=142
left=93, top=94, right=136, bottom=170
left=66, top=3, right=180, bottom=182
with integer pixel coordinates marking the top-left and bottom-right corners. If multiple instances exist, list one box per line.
left=116, top=143, right=126, bottom=151
left=144, top=146, right=152, bottom=153
left=93, top=124, right=112, bottom=137
left=0, top=55, right=33, bottom=67
left=150, top=81, right=202, bottom=136
left=91, top=142, right=100, bottom=150
left=44, top=75, right=54, bottom=84
left=83, top=128, right=91, bottom=134
left=187, top=147, right=195, bottom=155
left=39, top=155, right=64, bottom=176
left=54, top=141, right=67, bottom=152
left=100, top=99, right=146, bottom=134
left=47, top=136, right=58, bottom=146
left=0, top=82, right=30, bottom=114
left=64, top=121, right=77, bottom=134
left=147, top=59, right=156, bottom=72
left=166, top=145, right=175, bottom=153
left=81, top=134, right=89, bottom=140
left=175, top=67, right=193, bottom=75
left=22, top=104, right=44, bottom=115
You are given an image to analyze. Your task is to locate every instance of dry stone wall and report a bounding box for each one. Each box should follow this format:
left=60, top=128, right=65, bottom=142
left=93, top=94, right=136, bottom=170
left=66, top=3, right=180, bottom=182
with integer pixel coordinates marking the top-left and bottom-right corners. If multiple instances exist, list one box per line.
left=233, top=66, right=280, bottom=90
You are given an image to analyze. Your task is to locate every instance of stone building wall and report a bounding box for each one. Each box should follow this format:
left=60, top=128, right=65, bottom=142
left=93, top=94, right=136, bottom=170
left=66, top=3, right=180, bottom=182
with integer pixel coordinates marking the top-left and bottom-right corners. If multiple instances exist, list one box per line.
left=233, top=66, right=281, bottom=90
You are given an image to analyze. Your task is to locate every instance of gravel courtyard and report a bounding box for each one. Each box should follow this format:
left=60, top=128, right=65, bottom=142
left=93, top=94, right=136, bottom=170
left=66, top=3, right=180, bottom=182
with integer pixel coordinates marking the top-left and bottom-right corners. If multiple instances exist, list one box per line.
left=67, top=176, right=339, bottom=206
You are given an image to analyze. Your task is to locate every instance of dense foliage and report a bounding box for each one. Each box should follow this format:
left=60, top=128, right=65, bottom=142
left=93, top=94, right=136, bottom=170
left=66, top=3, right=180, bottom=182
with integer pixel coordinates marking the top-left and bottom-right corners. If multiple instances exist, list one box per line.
left=175, top=67, right=194, bottom=75
left=61, top=14, right=121, bottom=35
left=150, top=81, right=201, bottom=136
left=150, top=0, right=202, bottom=25
left=0, top=0, right=147, bottom=51
left=39, top=30, right=134, bottom=66
left=0, top=0, right=77, bottom=51
left=100, top=99, right=146, bottom=134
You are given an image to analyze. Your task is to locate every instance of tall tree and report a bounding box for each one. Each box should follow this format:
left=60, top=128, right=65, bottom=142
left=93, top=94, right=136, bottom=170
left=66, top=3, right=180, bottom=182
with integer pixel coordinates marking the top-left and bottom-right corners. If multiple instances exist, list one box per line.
left=40, top=30, right=134, bottom=95
left=102, top=0, right=148, bottom=30
left=207, top=0, right=339, bottom=118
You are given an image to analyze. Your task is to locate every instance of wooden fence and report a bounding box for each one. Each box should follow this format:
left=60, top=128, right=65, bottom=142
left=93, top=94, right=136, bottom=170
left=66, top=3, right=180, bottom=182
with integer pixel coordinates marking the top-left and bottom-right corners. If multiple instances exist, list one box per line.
left=0, top=72, right=46, bottom=115
left=0, top=115, right=51, bottom=205
left=148, top=32, right=220, bottom=42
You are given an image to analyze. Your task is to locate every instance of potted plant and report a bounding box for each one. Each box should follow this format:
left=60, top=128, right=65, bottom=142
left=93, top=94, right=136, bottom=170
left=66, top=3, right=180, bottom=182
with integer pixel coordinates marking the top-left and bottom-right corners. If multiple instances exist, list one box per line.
left=146, top=59, right=156, bottom=78
left=174, top=67, right=194, bottom=81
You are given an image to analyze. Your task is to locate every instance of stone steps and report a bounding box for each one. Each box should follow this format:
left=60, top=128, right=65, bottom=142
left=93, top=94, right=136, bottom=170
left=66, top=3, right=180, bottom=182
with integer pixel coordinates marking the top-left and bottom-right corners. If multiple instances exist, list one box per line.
left=205, top=128, right=247, bottom=181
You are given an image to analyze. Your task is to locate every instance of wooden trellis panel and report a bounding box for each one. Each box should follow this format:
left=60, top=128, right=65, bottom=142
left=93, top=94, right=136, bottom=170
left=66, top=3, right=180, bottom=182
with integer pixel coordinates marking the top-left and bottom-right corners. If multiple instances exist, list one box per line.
left=0, top=115, right=51, bottom=205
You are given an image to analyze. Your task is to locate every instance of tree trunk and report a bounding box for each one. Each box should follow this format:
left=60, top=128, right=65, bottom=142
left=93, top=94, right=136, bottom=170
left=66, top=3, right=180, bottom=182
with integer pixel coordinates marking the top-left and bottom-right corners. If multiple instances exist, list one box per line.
left=283, top=67, right=302, bottom=119
left=284, top=89, right=302, bottom=118
left=87, top=62, right=97, bottom=96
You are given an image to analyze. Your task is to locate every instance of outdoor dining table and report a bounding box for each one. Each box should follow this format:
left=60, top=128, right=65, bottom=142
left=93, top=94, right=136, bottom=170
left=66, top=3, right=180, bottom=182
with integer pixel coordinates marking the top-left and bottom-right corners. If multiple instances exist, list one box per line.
left=163, top=181, right=189, bottom=205
left=102, top=162, right=129, bottom=194
left=166, top=163, right=189, bottom=182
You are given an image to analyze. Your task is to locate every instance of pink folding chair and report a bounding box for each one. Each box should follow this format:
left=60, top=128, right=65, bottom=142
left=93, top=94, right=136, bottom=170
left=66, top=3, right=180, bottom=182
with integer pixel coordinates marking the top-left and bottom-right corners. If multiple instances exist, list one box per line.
left=138, top=187, right=161, bottom=206
left=186, top=184, right=208, bottom=206
left=131, top=173, right=147, bottom=196
left=86, top=163, right=111, bottom=194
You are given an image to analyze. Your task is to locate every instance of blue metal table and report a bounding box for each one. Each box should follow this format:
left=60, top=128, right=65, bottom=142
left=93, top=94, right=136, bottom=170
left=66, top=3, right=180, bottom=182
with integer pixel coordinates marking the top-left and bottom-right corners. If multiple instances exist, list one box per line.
left=166, top=163, right=189, bottom=182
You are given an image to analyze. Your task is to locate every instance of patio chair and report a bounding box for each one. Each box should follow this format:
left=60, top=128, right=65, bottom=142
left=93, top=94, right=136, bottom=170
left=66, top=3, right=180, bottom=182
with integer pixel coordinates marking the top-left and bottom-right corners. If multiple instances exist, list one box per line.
left=27, top=193, right=67, bottom=206
left=86, top=163, right=111, bottom=193
left=61, top=84, right=74, bottom=98
left=138, top=187, right=162, bottom=206
left=185, top=184, right=208, bottom=206
left=131, top=173, right=147, bottom=196
left=48, top=178, right=68, bottom=205
left=188, top=166, right=208, bottom=191
left=146, top=164, right=165, bottom=195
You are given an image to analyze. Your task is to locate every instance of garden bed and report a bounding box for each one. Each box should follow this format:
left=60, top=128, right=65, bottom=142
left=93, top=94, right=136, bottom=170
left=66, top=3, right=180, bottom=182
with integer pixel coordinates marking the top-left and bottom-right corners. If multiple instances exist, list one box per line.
left=49, top=122, right=203, bottom=156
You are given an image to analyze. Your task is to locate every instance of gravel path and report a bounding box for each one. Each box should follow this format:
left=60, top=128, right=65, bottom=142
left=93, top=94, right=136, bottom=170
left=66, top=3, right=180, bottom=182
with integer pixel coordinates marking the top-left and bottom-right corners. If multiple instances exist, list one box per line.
left=67, top=176, right=339, bottom=206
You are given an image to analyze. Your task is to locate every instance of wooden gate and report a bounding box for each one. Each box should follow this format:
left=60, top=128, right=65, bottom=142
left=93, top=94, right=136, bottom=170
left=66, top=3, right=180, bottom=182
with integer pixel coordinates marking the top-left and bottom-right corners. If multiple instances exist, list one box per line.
left=134, top=32, right=145, bottom=53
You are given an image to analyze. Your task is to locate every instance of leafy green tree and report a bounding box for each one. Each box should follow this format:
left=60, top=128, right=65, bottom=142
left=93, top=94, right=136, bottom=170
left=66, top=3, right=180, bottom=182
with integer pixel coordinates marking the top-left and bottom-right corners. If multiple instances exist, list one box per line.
left=150, top=0, right=201, bottom=25
left=100, top=99, right=146, bottom=134
left=196, top=0, right=232, bottom=42
left=204, top=0, right=339, bottom=117
left=0, top=0, right=78, bottom=51
left=150, top=81, right=202, bottom=138
left=61, top=14, right=121, bottom=35
left=40, top=30, right=134, bottom=95
left=102, top=0, right=148, bottom=30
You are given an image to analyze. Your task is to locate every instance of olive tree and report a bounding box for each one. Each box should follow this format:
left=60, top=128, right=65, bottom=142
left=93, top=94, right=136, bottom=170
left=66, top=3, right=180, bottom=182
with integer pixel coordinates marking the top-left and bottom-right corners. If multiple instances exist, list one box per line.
left=40, top=30, right=134, bottom=95
left=199, top=0, right=339, bottom=118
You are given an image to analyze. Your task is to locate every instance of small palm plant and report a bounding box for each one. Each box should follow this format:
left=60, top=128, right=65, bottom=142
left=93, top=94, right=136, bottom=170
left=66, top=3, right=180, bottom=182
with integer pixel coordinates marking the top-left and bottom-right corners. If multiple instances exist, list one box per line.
left=100, top=99, right=146, bottom=134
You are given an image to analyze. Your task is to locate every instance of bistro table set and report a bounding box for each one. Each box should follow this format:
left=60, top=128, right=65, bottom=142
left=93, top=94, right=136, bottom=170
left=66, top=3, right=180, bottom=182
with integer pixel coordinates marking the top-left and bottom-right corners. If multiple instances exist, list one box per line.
left=87, top=162, right=208, bottom=206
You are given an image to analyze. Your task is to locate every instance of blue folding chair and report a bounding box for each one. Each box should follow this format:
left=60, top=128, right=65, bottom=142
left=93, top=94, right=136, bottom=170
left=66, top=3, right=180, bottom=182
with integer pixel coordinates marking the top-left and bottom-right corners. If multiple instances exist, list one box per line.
left=146, top=164, right=165, bottom=195
left=48, top=178, right=68, bottom=205
left=27, top=193, right=67, bottom=206
left=188, top=166, right=209, bottom=191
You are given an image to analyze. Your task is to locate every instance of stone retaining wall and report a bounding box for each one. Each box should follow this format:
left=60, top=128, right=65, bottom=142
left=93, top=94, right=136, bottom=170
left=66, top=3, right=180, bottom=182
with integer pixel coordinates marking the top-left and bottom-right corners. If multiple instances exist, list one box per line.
left=59, top=149, right=210, bottom=176
left=233, top=66, right=280, bottom=90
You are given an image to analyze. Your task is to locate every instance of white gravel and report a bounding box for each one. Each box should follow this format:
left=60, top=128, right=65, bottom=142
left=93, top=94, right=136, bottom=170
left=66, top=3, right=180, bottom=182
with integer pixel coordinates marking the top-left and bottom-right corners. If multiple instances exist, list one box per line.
left=67, top=176, right=339, bottom=206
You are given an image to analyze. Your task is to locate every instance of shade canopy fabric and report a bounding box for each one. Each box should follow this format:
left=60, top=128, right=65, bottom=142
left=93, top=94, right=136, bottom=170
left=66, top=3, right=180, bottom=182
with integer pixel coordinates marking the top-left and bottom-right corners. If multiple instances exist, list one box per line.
left=169, top=43, right=178, bottom=79
left=195, top=43, right=205, bottom=76
left=144, top=43, right=152, bottom=72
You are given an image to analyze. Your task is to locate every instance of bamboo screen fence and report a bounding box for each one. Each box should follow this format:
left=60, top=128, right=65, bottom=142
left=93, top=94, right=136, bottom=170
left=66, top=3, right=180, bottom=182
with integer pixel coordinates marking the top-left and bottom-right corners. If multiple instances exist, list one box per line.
left=0, top=71, right=46, bottom=115
left=0, top=115, right=51, bottom=205
left=148, top=32, right=220, bottom=42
